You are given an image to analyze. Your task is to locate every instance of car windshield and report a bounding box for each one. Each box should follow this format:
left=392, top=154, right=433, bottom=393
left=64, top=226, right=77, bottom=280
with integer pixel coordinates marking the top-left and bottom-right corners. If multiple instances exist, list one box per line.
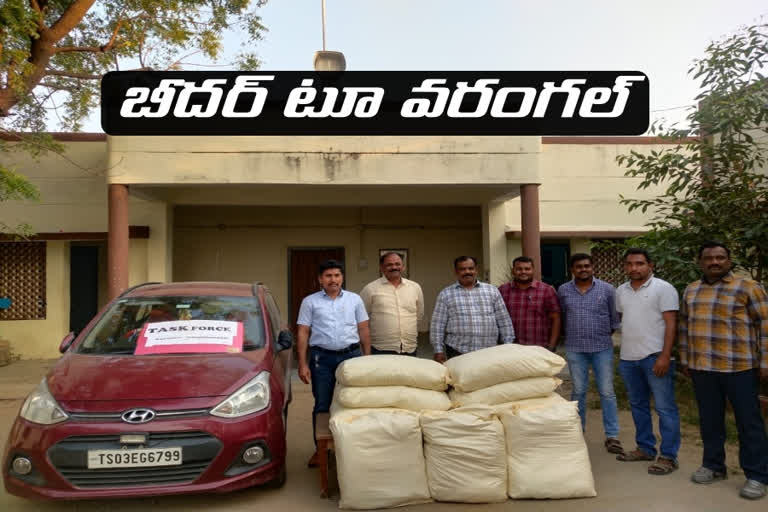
left=76, top=295, right=266, bottom=355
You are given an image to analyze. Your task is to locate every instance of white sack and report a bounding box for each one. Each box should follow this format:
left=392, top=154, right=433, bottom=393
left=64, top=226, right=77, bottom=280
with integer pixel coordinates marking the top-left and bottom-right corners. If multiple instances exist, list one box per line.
left=330, top=409, right=432, bottom=509
left=446, top=344, right=566, bottom=392
left=335, top=354, right=449, bottom=391
left=492, top=392, right=567, bottom=414
left=420, top=406, right=508, bottom=503
left=500, top=401, right=596, bottom=499
left=337, top=385, right=451, bottom=412
left=449, top=377, right=562, bottom=407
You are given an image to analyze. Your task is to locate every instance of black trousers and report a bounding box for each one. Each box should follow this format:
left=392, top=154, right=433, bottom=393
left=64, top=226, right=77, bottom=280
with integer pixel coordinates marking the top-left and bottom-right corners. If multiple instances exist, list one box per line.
left=371, top=346, right=417, bottom=356
left=690, top=368, right=768, bottom=483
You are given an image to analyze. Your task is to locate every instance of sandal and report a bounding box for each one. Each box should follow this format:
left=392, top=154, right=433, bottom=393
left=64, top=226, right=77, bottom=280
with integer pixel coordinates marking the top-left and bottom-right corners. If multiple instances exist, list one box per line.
left=648, top=456, right=679, bottom=475
left=617, top=448, right=655, bottom=461
left=604, top=438, right=625, bottom=455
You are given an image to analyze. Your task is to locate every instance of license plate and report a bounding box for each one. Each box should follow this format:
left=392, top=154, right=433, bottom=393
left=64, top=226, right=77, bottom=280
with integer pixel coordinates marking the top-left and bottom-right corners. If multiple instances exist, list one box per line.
left=87, top=447, right=182, bottom=469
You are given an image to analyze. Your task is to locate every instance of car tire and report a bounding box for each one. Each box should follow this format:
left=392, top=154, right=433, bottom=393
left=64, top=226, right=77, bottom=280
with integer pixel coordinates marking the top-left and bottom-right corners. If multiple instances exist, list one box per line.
left=266, top=464, right=287, bottom=488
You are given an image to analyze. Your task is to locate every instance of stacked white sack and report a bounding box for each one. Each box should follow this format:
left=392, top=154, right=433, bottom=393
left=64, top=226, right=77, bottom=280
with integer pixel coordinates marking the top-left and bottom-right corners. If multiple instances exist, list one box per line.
left=492, top=392, right=568, bottom=415
left=445, top=344, right=566, bottom=407
left=420, top=405, right=508, bottom=503
left=334, top=355, right=451, bottom=412
left=499, top=401, right=597, bottom=499
left=330, top=408, right=432, bottom=510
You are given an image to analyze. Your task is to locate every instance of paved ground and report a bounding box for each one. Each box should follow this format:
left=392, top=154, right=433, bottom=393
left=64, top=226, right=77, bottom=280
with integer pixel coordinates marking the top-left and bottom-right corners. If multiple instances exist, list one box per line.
left=0, top=359, right=765, bottom=512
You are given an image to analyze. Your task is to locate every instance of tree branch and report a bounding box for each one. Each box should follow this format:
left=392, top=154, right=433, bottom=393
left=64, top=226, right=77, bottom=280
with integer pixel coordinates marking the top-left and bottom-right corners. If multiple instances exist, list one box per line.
left=48, top=0, right=97, bottom=41
left=45, top=69, right=101, bottom=80
left=54, top=17, right=126, bottom=54
left=29, top=0, right=46, bottom=32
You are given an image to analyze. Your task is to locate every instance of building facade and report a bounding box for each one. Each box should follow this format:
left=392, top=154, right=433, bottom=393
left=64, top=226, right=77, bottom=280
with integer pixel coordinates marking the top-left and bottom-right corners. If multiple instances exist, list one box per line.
left=0, top=134, right=673, bottom=359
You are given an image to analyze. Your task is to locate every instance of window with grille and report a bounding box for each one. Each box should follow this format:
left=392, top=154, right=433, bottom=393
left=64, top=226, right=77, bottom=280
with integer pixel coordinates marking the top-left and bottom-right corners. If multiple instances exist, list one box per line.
left=0, top=242, right=46, bottom=320
left=591, top=243, right=625, bottom=287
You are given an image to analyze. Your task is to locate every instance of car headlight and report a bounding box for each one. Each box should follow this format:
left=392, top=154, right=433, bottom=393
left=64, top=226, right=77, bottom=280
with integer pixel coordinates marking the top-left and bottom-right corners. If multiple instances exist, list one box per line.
left=210, top=371, right=271, bottom=418
left=20, top=378, right=68, bottom=425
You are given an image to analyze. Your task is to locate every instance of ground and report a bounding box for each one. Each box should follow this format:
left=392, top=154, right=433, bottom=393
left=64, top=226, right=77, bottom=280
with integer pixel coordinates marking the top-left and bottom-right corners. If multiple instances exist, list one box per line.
left=0, top=359, right=765, bottom=512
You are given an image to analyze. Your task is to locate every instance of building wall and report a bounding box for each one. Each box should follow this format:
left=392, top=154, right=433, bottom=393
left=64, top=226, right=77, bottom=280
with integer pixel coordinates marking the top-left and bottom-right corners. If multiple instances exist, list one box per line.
left=1, top=242, right=69, bottom=359
left=173, top=206, right=482, bottom=330
left=505, top=143, right=671, bottom=233
left=0, top=140, right=168, bottom=359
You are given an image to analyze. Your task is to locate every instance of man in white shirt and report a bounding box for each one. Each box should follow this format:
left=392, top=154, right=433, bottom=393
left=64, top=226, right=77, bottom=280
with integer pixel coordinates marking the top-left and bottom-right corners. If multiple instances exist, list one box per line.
left=360, top=251, right=424, bottom=356
left=615, top=248, right=681, bottom=476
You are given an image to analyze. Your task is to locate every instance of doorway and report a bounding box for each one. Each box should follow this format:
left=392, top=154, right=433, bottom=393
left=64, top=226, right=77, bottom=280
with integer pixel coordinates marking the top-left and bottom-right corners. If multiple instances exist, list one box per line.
left=288, top=247, right=345, bottom=330
left=541, top=242, right=570, bottom=290
left=69, top=244, right=101, bottom=334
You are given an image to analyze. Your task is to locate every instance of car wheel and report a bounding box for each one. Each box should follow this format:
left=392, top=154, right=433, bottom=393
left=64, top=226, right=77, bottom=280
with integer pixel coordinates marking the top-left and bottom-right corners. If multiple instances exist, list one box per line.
left=266, top=464, right=287, bottom=488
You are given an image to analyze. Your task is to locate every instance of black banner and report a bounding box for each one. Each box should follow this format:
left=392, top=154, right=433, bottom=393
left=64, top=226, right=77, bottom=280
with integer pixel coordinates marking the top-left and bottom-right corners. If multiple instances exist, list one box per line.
left=101, top=71, right=649, bottom=136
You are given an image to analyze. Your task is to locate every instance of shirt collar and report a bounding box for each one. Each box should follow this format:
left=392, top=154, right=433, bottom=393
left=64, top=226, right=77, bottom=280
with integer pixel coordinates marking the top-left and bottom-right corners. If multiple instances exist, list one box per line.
left=512, top=279, right=540, bottom=290
left=569, top=278, right=596, bottom=290
left=322, top=289, right=344, bottom=298
left=635, top=275, right=654, bottom=290
left=702, top=271, right=734, bottom=285
left=454, top=280, right=481, bottom=289
left=379, top=276, right=406, bottom=286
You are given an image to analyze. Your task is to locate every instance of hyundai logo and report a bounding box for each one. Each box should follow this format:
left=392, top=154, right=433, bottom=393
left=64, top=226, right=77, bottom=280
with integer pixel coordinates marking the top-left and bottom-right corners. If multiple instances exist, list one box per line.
left=121, top=408, right=156, bottom=424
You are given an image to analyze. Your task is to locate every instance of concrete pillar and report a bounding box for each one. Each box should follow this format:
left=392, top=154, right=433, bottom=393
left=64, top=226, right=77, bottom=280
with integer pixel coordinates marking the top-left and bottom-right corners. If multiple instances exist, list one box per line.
left=481, top=200, right=508, bottom=285
left=108, top=184, right=129, bottom=300
left=520, top=184, right=542, bottom=280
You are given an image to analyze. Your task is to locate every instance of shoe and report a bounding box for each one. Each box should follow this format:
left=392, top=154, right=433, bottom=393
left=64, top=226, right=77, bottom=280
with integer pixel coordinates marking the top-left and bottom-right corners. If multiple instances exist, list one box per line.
left=691, top=466, right=727, bottom=484
left=604, top=437, right=625, bottom=455
left=740, top=479, right=767, bottom=500
left=307, top=451, right=319, bottom=468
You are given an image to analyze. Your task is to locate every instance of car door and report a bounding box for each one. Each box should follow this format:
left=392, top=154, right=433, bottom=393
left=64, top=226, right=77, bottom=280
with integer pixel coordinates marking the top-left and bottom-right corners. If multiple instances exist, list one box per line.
left=263, top=289, right=292, bottom=416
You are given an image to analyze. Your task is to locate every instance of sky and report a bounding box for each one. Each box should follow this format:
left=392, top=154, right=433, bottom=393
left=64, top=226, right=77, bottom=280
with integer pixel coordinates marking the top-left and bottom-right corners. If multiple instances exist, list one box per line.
left=83, top=0, right=768, bottom=132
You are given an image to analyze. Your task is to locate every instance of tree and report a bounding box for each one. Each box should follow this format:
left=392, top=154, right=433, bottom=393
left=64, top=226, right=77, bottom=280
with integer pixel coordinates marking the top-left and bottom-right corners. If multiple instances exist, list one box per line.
left=600, top=22, right=768, bottom=292
left=0, top=0, right=268, bottom=233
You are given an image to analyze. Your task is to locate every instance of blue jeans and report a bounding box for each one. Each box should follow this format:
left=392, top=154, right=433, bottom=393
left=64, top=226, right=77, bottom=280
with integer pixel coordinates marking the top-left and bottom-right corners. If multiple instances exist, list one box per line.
left=566, top=348, right=620, bottom=438
left=619, top=354, right=681, bottom=459
left=690, top=369, right=768, bottom=483
left=309, top=346, right=361, bottom=445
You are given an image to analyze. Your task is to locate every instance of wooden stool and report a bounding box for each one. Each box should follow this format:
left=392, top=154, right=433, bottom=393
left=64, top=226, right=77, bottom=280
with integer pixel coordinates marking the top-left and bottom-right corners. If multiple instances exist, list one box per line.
left=315, top=412, right=335, bottom=498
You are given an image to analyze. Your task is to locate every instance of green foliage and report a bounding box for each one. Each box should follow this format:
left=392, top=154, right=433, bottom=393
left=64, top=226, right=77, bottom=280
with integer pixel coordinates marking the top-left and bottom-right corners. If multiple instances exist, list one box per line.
left=0, top=1, right=268, bottom=234
left=598, top=23, right=768, bottom=291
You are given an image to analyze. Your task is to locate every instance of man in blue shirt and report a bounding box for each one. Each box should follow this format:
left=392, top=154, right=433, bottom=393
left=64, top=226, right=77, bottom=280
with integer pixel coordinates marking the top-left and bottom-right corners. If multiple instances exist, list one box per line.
left=558, top=253, right=623, bottom=455
left=296, top=259, right=370, bottom=468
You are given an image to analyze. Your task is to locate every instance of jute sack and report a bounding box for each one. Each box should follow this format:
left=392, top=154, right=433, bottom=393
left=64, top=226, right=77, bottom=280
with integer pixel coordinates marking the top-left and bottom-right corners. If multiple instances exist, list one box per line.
left=335, top=354, right=448, bottom=390
left=445, top=344, right=566, bottom=392
left=420, top=406, right=507, bottom=503
left=331, top=409, right=432, bottom=510
left=449, top=377, right=562, bottom=407
left=492, top=392, right=567, bottom=414
left=500, top=401, right=596, bottom=499
left=337, top=385, right=451, bottom=412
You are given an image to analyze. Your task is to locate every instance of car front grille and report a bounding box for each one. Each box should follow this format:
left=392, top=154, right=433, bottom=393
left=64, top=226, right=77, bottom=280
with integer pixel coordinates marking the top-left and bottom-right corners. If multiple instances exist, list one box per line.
left=49, top=431, right=222, bottom=488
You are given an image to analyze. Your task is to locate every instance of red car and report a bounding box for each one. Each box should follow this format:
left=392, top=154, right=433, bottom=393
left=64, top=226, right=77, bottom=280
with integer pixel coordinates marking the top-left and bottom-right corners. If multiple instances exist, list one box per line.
left=3, top=282, right=293, bottom=500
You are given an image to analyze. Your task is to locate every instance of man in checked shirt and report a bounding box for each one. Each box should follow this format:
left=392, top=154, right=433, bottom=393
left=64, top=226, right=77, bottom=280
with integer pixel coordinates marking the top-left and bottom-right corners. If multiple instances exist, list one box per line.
left=499, top=256, right=561, bottom=350
left=558, top=253, right=624, bottom=455
left=681, top=241, right=768, bottom=500
left=430, top=256, right=515, bottom=362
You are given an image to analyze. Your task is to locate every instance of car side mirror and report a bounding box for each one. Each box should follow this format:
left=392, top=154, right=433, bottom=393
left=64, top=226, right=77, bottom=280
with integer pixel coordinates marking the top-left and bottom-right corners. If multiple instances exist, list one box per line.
left=59, top=332, right=76, bottom=354
left=276, top=330, right=293, bottom=352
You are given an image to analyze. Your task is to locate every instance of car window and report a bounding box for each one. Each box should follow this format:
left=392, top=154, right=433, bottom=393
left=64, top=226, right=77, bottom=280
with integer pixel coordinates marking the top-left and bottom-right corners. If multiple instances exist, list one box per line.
left=76, top=295, right=266, bottom=355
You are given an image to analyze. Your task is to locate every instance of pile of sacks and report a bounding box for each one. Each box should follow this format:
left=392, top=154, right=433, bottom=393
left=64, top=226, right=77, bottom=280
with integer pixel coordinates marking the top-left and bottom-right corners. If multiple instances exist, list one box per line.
left=329, top=344, right=597, bottom=510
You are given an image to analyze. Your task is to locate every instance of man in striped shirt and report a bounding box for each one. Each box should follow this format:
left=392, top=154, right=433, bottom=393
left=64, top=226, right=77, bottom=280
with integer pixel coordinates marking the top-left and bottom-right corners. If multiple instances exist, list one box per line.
left=681, top=241, right=768, bottom=500
left=430, top=256, right=515, bottom=362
